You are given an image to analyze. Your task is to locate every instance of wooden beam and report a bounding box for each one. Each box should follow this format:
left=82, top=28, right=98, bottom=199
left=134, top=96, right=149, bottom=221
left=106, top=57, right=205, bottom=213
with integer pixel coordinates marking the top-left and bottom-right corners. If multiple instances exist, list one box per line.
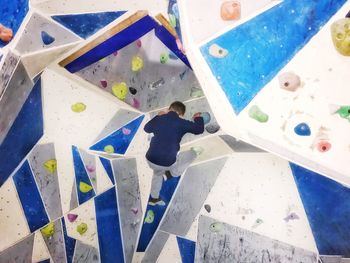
left=155, top=13, right=178, bottom=38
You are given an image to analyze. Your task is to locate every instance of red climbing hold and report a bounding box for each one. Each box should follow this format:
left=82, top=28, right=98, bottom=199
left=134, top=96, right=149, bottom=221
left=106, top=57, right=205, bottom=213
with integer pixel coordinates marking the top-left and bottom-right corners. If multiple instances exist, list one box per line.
left=317, top=141, right=331, bottom=152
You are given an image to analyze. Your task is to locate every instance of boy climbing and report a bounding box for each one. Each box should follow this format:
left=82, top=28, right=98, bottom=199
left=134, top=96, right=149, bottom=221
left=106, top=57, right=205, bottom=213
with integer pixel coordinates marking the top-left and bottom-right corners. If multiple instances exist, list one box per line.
left=144, top=101, right=204, bottom=206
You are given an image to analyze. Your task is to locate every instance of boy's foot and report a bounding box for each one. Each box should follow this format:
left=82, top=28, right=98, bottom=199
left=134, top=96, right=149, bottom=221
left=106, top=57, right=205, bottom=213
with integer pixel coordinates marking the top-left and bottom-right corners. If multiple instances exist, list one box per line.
left=163, top=170, right=174, bottom=181
left=148, top=197, right=166, bottom=206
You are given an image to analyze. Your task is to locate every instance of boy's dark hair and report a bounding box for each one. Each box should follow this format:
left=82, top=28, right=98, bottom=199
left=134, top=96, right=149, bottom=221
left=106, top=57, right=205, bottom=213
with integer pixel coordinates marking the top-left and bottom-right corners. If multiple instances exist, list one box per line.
left=169, top=101, right=186, bottom=116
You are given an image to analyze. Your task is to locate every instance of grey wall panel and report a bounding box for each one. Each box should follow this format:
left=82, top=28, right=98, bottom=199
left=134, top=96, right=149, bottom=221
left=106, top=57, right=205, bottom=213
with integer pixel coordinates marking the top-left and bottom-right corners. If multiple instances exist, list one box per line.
left=220, top=135, right=264, bottom=152
left=141, top=231, right=169, bottom=263
left=160, top=157, right=227, bottom=236
left=73, top=240, right=100, bottom=263
left=195, top=215, right=317, bottom=263
left=0, top=51, right=20, bottom=98
left=79, top=148, right=97, bottom=190
left=0, top=234, right=35, bottom=263
left=42, top=219, right=66, bottom=263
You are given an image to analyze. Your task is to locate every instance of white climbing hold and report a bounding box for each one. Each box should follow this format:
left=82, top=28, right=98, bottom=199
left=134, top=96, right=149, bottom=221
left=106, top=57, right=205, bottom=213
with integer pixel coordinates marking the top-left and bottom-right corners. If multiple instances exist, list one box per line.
left=209, top=44, right=228, bottom=58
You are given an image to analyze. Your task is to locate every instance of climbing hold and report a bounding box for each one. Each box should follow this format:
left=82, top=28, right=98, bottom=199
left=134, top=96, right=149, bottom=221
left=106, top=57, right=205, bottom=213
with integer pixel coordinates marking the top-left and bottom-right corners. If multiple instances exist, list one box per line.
left=136, top=39, right=142, bottom=48
left=220, top=0, right=241, bottom=21
left=317, top=141, right=332, bottom=152
left=41, top=31, right=55, bottom=45
left=252, top=218, right=263, bottom=228
left=0, top=24, right=13, bottom=42
left=294, top=123, right=311, bottom=136
left=209, top=222, right=223, bottom=233
left=131, top=207, right=138, bottom=215
left=204, top=204, right=211, bottom=213
left=100, top=79, right=107, bottom=88
left=149, top=78, right=165, bottom=90
left=99, top=57, right=106, bottom=63
left=113, top=51, right=118, bottom=56
left=206, top=124, right=220, bottom=134
left=278, top=72, right=301, bottom=91
left=191, top=146, right=204, bottom=156
left=248, top=105, right=269, bottom=123
left=131, top=56, right=144, bottom=72
left=131, top=98, right=140, bottom=109
left=201, top=112, right=211, bottom=125
left=104, top=145, right=115, bottom=154
left=77, top=223, right=88, bottom=235
left=129, top=87, right=137, bottom=95
left=85, top=164, right=96, bottom=173
left=209, top=44, right=228, bottom=58
left=160, top=53, right=169, bottom=64
left=67, top=213, right=78, bottom=222
left=179, top=69, right=188, bottom=80
left=79, top=181, right=93, bottom=193
left=112, top=82, right=128, bottom=100
left=283, top=212, right=300, bottom=222
left=190, top=87, right=204, bottom=98
left=144, top=210, right=154, bottom=224
left=43, top=159, right=57, bottom=173
left=71, top=102, right=86, bottom=113
left=331, top=18, right=350, bottom=56
left=122, top=127, right=131, bottom=135
left=335, top=105, right=350, bottom=119
left=176, top=38, right=185, bottom=53
left=169, top=14, right=177, bottom=28
left=41, top=222, right=55, bottom=238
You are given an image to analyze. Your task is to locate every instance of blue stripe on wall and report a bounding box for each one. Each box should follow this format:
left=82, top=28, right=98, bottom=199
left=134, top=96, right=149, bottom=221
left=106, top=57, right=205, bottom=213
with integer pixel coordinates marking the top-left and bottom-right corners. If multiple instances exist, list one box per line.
left=99, top=157, right=115, bottom=184
left=90, top=115, right=144, bottom=155
left=13, top=160, right=50, bottom=232
left=0, top=78, right=43, bottom=186
left=200, top=0, right=347, bottom=114
left=137, top=176, right=180, bottom=252
left=72, top=146, right=96, bottom=205
left=176, top=236, right=196, bottom=263
left=52, top=11, right=126, bottom=39
left=290, top=163, right=350, bottom=256
left=65, top=15, right=158, bottom=73
left=94, top=187, right=125, bottom=263
left=61, top=217, right=76, bottom=263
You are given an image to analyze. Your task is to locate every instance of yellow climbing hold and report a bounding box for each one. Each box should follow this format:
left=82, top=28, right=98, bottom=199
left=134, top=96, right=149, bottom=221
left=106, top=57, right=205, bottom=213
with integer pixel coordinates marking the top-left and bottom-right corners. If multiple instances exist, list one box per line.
left=79, top=181, right=93, bottom=193
left=41, top=222, right=55, bottom=238
left=71, top=102, right=86, bottom=113
left=43, top=159, right=57, bottom=173
left=331, top=18, right=350, bottom=56
left=131, top=56, right=144, bottom=72
left=112, top=82, right=128, bottom=100
left=104, top=145, right=115, bottom=154
left=77, top=223, right=88, bottom=235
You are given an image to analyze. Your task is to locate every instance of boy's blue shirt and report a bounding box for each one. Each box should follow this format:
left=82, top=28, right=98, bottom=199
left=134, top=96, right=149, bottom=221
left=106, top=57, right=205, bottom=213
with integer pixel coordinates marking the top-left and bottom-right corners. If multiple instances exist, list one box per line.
left=144, top=111, right=204, bottom=166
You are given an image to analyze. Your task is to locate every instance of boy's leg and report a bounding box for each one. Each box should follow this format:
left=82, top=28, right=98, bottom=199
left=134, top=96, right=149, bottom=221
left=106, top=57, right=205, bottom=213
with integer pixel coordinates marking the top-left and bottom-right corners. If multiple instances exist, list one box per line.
left=147, top=161, right=167, bottom=206
left=169, top=149, right=197, bottom=177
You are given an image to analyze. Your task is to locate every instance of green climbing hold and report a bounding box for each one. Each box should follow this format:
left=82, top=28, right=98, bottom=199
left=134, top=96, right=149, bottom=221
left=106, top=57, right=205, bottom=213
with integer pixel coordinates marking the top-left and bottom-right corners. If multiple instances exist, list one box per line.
left=190, top=87, right=204, bottom=98
left=41, top=222, right=55, bottom=238
left=249, top=105, right=269, bottom=123
left=43, top=159, right=57, bottom=173
left=336, top=106, right=350, bottom=120
left=144, top=210, right=154, bottom=224
left=71, top=102, right=86, bottom=113
left=79, top=181, right=93, bottom=193
left=131, top=56, right=144, bottom=72
left=104, top=145, right=115, bottom=154
left=169, top=14, right=177, bottom=28
left=209, top=222, right=223, bottom=233
left=112, top=82, right=128, bottom=100
left=191, top=146, right=204, bottom=156
left=160, top=53, right=169, bottom=64
left=77, top=223, right=88, bottom=235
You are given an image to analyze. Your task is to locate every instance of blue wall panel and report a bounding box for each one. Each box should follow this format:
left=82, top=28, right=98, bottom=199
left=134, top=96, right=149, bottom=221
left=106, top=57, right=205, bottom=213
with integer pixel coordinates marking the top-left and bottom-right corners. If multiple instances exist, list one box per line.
left=52, top=11, right=126, bottom=39
left=290, top=163, right=350, bottom=256
left=95, top=187, right=125, bottom=263
left=99, top=157, right=115, bottom=184
left=0, top=79, right=43, bottom=186
left=90, top=115, right=144, bottom=155
left=177, top=237, right=196, bottom=263
left=201, top=0, right=347, bottom=113
left=72, top=146, right=96, bottom=205
left=61, top=218, right=76, bottom=263
left=13, top=160, right=50, bottom=232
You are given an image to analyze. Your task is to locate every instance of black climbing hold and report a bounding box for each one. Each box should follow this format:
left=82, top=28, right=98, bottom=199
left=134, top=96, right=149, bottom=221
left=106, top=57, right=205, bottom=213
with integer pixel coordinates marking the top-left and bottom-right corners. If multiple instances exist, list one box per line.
left=204, top=204, right=211, bottom=213
left=239, top=237, right=244, bottom=243
left=346, top=10, right=350, bottom=18
left=129, top=87, right=137, bottom=95
left=41, top=31, right=55, bottom=45
left=205, top=124, right=220, bottom=134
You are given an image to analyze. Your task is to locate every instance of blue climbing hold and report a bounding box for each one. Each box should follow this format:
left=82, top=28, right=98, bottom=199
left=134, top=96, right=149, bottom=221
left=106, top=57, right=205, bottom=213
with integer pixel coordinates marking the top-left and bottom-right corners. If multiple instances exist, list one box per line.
left=41, top=31, right=55, bottom=45
left=294, top=123, right=311, bottom=136
left=201, top=112, right=211, bottom=125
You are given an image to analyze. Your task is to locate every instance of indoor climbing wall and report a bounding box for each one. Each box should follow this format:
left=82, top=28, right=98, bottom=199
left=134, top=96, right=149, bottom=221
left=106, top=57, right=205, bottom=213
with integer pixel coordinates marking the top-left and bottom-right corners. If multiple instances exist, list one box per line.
left=1, top=0, right=350, bottom=262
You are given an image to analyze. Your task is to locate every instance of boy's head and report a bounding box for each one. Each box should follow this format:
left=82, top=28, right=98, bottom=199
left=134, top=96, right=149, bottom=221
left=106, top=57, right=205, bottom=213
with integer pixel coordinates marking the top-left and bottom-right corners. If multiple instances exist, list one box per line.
left=169, top=101, right=186, bottom=116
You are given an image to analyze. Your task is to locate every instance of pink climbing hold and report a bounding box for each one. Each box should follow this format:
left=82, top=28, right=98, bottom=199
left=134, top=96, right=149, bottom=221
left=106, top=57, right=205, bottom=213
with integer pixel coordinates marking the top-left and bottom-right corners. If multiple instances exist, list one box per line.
left=132, top=98, right=140, bottom=109
left=122, top=127, right=131, bottom=135
left=220, top=1, right=241, bottom=21
left=136, top=39, right=142, bottom=48
left=113, top=51, right=118, bottom=56
left=86, top=164, right=96, bottom=173
left=131, top=207, right=138, bottom=214
left=317, top=141, right=331, bottom=152
left=100, top=79, right=107, bottom=88
left=67, top=213, right=78, bottom=222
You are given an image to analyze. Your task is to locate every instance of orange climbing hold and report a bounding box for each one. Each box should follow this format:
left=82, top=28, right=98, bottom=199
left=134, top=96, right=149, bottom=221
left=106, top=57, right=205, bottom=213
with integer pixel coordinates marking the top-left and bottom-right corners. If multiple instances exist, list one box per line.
left=0, top=24, right=13, bottom=42
left=220, top=1, right=241, bottom=21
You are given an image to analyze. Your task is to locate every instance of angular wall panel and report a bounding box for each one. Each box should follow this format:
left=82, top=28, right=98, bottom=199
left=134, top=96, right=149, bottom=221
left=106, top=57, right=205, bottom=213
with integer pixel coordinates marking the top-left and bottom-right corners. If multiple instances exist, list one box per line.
left=177, top=237, right=196, bottom=263
left=73, top=240, right=99, bottom=263
left=0, top=234, right=34, bottom=262
left=0, top=51, right=20, bottom=97
left=41, top=219, right=66, bottom=263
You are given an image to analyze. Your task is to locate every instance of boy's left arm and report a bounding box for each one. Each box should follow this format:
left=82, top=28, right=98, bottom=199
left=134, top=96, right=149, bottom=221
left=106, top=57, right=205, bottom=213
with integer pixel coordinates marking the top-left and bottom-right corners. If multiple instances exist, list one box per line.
left=144, top=115, right=159, bottom=133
